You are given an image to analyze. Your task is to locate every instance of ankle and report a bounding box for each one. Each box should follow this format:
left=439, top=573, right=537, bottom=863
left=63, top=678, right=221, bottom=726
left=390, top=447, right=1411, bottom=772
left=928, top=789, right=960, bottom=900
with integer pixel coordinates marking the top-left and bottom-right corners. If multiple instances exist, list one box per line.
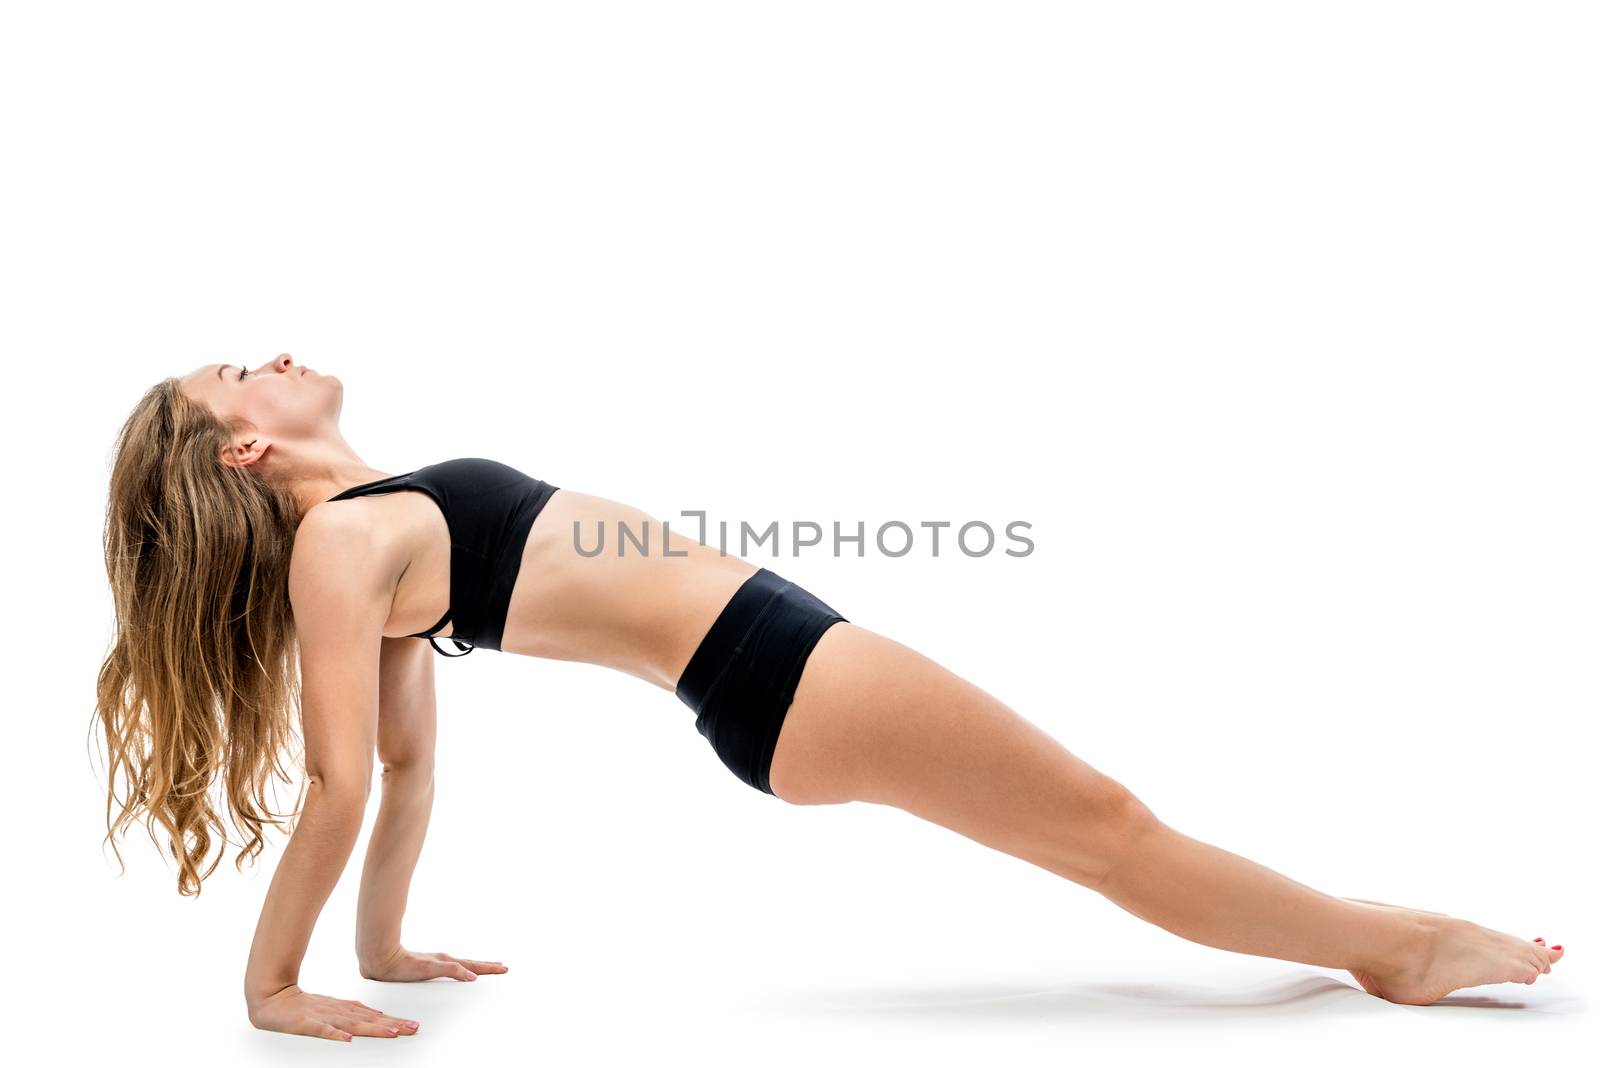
left=1357, top=907, right=1443, bottom=980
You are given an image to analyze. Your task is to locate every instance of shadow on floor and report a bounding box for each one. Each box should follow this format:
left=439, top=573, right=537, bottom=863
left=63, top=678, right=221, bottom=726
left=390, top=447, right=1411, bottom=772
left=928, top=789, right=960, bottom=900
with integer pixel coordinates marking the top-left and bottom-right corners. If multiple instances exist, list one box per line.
left=759, top=972, right=1571, bottom=1021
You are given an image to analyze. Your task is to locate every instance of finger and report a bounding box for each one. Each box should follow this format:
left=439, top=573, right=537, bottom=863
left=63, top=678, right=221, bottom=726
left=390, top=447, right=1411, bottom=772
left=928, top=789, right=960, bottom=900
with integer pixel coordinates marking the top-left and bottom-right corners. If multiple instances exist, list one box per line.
left=352, top=1019, right=405, bottom=1038
left=333, top=1013, right=403, bottom=1038
left=460, top=959, right=509, bottom=973
left=436, top=952, right=507, bottom=969
left=360, top=1019, right=407, bottom=1038
left=354, top=1009, right=422, bottom=1032
left=315, top=1023, right=353, bottom=1042
left=423, top=960, right=476, bottom=981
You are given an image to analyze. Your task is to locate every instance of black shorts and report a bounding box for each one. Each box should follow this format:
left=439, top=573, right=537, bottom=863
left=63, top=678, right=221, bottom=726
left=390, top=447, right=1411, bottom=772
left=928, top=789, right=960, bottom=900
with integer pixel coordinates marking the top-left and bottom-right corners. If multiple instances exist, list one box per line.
left=674, top=567, right=849, bottom=796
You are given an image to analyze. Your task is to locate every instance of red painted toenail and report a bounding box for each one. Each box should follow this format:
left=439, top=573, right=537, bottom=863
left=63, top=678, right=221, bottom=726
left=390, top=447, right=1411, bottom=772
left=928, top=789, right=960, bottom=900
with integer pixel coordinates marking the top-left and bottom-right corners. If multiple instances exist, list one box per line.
left=1552, top=945, right=1562, bottom=951
left=1535, top=938, right=1544, bottom=943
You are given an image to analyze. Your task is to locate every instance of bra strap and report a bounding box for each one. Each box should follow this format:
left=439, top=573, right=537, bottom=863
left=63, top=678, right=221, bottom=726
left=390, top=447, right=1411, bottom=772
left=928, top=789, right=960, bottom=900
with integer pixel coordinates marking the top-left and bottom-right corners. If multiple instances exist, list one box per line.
left=408, top=608, right=476, bottom=657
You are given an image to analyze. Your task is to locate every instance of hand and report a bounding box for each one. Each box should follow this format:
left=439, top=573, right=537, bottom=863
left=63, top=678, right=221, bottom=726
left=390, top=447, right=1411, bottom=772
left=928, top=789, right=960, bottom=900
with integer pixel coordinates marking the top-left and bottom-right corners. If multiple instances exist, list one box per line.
left=247, top=984, right=421, bottom=1042
left=359, top=944, right=510, bottom=983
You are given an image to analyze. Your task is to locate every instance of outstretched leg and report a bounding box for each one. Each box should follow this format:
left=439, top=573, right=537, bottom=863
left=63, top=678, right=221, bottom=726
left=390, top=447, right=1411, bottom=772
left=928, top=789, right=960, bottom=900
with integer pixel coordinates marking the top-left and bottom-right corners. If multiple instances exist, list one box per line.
left=769, top=623, right=1564, bottom=1005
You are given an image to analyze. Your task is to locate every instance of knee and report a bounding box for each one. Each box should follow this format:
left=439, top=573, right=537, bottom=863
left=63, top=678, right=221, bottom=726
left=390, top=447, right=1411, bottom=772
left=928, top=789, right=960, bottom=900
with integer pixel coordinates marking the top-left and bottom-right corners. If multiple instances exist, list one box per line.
left=1082, top=778, right=1158, bottom=839
left=1103, top=780, right=1159, bottom=830
left=1082, top=780, right=1161, bottom=885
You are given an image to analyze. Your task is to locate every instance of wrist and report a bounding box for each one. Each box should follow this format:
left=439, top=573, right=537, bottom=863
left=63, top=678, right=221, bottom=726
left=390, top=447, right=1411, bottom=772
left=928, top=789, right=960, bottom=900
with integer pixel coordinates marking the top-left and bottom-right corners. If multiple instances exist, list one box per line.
left=357, top=942, right=406, bottom=976
left=244, top=978, right=298, bottom=1012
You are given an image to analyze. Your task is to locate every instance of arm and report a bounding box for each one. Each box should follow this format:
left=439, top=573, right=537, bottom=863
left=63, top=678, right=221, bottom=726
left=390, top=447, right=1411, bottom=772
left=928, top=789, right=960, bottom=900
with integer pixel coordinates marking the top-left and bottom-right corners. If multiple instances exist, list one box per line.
left=355, top=636, right=438, bottom=974
left=353, top=634, right=510, bottom=983
left=241, top=509, right=414, bottom=1041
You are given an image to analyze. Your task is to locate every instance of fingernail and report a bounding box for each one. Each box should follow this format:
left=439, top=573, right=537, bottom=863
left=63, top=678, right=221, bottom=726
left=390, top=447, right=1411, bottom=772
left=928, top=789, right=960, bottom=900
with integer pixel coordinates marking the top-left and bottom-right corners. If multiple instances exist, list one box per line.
left=405, top=1021, right=420, bottom=1029
left=387, top=1027, right=399, bottom=1034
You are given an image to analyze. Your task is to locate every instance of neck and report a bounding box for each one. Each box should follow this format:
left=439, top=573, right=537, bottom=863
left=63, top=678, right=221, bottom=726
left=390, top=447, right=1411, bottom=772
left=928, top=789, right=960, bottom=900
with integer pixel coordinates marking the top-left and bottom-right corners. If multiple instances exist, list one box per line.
left=269, top=437, right=396, bottom=515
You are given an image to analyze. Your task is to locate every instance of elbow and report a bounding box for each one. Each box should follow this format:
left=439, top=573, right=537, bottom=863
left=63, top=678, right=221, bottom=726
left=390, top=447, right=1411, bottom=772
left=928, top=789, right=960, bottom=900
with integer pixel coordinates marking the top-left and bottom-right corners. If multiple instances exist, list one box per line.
left=380, top=757, right=435, bottom=788
left=306, top=772, right=373, bottom=806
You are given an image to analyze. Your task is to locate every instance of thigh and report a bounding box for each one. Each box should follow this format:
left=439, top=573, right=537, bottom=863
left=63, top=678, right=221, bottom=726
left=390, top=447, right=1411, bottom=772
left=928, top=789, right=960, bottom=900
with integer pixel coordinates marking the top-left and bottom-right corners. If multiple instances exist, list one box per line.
left=768, top=622, right=1151, bottom=886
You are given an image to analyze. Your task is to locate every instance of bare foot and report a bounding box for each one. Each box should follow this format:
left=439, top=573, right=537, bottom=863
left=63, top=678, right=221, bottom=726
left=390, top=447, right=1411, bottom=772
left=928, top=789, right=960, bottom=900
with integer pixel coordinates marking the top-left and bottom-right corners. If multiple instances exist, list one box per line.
left=1341, top=901, right=1564, bottom=1005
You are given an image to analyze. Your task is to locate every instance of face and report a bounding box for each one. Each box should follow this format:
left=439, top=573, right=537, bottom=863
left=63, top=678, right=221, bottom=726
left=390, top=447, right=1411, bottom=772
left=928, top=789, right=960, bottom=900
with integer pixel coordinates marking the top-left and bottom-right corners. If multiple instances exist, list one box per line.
left=179, top=353, right=343, bottom=466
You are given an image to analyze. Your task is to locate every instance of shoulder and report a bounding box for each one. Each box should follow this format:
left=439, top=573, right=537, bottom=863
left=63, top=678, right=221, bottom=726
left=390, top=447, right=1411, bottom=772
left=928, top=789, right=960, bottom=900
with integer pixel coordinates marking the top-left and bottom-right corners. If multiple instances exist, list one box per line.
left=290, top=502, right=401, bottom=617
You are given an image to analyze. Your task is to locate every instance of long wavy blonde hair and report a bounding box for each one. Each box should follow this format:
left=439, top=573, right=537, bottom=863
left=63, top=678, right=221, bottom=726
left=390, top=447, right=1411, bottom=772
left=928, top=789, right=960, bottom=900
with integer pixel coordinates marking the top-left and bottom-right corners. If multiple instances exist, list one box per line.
left=93, top=378, right=309, bottom=897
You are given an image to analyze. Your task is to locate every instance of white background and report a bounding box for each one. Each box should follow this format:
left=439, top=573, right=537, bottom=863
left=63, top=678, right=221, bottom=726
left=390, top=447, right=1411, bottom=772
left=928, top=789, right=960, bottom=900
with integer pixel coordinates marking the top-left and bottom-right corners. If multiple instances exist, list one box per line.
left=4, top=0, right=1594, bottom=1064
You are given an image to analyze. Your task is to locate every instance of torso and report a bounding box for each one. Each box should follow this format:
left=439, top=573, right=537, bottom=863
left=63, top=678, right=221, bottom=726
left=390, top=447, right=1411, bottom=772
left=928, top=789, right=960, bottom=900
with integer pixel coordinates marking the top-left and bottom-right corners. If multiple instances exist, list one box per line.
left=321, top=479, right=759, bottom=692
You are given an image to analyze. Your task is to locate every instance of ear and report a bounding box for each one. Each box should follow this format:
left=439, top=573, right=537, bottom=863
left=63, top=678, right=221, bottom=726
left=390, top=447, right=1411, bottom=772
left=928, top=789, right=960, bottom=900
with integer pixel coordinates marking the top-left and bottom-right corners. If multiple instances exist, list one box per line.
left=221, top=436, right=270, bottom=470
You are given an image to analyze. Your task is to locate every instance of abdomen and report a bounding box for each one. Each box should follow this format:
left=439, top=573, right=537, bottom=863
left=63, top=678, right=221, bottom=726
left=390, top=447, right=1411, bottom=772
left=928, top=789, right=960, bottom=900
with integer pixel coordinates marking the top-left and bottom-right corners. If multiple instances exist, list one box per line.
left=498, top=488, right=760, bottom=690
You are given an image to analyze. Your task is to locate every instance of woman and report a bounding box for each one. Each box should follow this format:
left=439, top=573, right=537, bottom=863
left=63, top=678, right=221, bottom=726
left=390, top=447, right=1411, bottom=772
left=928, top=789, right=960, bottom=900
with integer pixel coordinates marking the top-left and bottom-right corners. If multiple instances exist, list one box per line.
left=94, top=353, right=1563, bottom=1042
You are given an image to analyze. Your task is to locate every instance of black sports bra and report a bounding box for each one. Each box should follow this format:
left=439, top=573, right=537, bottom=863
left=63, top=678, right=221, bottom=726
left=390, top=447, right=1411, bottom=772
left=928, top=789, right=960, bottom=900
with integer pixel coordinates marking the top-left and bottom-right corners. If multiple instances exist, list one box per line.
left=324, top=458, right=560, bottom=657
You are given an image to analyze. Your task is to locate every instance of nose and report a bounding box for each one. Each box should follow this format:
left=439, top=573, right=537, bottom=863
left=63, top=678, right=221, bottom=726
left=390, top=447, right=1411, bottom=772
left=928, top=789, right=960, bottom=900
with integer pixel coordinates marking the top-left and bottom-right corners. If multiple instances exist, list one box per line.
left=273, top=352, right=294, bottom=373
